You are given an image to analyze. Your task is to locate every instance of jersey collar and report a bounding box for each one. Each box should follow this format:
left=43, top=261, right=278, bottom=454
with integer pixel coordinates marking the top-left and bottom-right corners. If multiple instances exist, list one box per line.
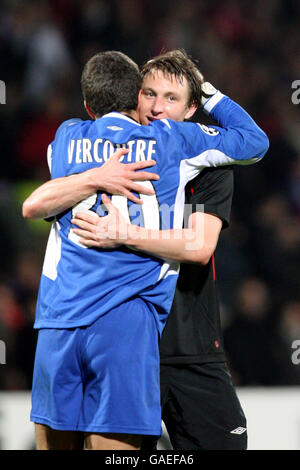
left=101, top=112, right=141, bottom=126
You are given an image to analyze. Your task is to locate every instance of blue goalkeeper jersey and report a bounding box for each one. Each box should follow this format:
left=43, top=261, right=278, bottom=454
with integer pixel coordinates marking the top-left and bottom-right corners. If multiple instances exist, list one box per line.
left=34, top=91, right=269, bottom=332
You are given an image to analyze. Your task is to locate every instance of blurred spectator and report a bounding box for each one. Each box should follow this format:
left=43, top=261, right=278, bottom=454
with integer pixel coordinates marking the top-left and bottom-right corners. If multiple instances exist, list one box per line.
left=277, top=300, right=300, bottom=384
left=17, top=90, right=71, bottom=179
left=279, top=300, right=300, bottom=344
left=0, top=282, right=26, bottom=390
left=288, top=158, right=300, bottom=217
left=223, top=278, right=299, bottom=385
left=249, top=194, right=300, bottom=301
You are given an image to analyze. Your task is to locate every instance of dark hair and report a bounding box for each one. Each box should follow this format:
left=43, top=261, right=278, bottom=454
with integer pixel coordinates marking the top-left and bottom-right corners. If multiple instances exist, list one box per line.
left=81, top=51, right=142, bottom=117
left=141, top=49, right=203, bottom=108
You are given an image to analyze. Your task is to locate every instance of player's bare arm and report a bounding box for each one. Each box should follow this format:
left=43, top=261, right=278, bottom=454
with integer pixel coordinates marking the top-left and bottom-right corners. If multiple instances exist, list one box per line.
left=71, top=194, right=222, bottom=265
left=22, top=148, right=159, bottom=219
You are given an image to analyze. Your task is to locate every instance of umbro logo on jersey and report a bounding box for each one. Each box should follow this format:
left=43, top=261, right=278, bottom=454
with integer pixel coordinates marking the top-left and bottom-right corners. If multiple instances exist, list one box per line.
left=199, top=124, right=219, bottom=136
left=230, top=427, right=247, bottom=435
left=107, top=126, right=123, bottom=131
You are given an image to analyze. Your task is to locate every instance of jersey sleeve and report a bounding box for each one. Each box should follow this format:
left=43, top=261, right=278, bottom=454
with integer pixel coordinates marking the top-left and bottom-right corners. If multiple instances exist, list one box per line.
left=186, top=166, right=234, bottom=229
left=46, top=143, right=53, bottom=173
left=43, top=118, right=83, bottom=222
left=155, top=91, right=269, bottom=169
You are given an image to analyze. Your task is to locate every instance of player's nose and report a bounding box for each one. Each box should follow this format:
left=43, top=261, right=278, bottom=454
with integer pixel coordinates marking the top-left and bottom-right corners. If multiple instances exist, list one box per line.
left=151, top=97, right=164, bottom=115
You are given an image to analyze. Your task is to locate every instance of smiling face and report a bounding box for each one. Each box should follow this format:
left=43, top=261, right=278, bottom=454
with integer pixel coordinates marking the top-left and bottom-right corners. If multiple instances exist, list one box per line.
left=138, top=70, right=197, bottom=125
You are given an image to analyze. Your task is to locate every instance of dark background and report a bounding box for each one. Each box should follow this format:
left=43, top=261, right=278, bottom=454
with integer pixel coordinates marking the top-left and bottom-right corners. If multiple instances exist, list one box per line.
left=0, top=0, right=300, bottom=390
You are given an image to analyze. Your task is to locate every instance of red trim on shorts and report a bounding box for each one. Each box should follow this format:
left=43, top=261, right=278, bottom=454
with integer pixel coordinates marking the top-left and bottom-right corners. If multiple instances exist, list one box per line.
left=212, top=253, right=216, bottom=281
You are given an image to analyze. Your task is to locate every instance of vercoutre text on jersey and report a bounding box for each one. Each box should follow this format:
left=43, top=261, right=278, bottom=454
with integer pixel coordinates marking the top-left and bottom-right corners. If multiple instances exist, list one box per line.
left=68, top=138, right=157, bottom=164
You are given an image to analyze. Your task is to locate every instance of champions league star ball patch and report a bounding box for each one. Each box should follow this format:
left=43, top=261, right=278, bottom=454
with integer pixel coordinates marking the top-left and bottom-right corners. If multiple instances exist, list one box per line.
left=199, top=124, right=220, bottom=136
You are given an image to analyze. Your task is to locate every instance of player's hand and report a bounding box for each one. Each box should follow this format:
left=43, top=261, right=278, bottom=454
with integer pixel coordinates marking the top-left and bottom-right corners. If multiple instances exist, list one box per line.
left=87, top=148, right=160, bottom=205
left=200, top=82, right=218, bottom=107
left=71, top=194, right=129, bottom=248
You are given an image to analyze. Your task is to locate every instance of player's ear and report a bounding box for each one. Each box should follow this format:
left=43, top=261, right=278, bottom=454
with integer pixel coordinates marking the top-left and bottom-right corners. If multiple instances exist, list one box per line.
left=184, top=102, right=197, bottom=120
left=84, top=100, right=97, bottom=120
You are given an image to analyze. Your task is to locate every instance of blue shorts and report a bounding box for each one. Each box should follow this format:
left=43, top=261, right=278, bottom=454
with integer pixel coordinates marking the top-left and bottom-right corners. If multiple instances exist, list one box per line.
left=31, top=299, right=161, bottom=436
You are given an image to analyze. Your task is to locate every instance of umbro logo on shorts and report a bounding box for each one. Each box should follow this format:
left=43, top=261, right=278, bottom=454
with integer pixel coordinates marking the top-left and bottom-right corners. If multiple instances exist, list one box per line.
left=230, top=427, right=247, bottom=435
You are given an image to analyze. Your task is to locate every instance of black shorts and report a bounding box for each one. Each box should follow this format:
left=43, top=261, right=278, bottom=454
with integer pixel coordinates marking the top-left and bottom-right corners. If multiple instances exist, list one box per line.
left=142, top=362, right=247, bottom=450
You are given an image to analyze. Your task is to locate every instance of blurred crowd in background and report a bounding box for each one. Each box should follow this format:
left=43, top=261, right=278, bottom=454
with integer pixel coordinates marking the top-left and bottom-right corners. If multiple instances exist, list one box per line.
left=0, top=0, right=300, bottom=390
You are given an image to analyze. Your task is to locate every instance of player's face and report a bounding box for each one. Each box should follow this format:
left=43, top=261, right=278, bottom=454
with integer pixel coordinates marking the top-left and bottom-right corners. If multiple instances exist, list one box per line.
left=138, top=70, right=197, bottom=125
